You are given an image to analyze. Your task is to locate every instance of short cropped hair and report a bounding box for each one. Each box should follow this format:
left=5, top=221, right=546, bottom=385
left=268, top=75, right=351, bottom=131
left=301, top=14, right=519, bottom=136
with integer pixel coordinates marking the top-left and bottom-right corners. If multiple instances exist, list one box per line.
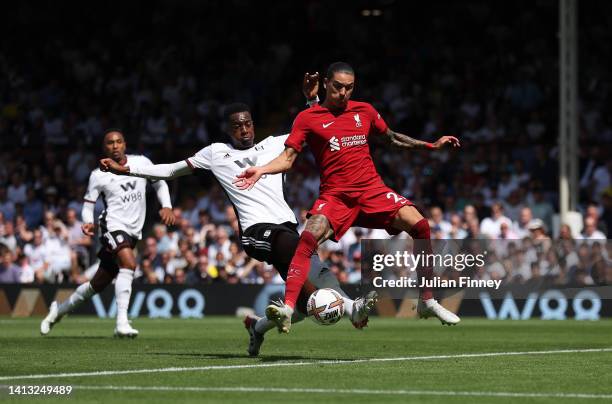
left=103, top=128, right=124, bottom=139
left=224, top=103, right=251, bottom=121
left=326, top=62, right=355, bottom=80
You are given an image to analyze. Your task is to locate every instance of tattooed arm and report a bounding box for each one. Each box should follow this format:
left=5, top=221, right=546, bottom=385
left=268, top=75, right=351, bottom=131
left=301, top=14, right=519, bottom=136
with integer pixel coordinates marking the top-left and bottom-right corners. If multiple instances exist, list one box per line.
left=386, top=128, right=461, bottom=150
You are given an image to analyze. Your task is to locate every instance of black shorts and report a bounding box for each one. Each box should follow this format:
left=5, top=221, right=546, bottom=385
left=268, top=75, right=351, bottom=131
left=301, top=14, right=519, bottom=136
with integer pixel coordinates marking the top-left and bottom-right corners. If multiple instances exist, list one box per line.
left=241, top=222, right=299, bottom=280
left=97, top=230, right=138, bottom=275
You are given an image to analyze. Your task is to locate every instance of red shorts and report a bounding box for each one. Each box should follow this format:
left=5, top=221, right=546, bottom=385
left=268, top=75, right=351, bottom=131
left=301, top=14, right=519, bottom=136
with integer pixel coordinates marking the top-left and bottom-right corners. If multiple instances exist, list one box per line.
left=307, top=186, right=415, bottom=241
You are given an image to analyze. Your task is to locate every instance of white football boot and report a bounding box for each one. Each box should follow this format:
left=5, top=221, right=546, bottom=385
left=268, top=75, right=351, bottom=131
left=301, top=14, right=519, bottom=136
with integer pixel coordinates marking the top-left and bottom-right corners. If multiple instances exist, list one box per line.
left=417, top=299, right=460, bottom=325
left=351, top=291, right=378, bottom=329
left=40, top=301, right=61, bottom=336
left=243, top=315, right=265, bottom=357
left=265, top=300, right=294, bottom=334
left=114, top=321, right=139, bottom=338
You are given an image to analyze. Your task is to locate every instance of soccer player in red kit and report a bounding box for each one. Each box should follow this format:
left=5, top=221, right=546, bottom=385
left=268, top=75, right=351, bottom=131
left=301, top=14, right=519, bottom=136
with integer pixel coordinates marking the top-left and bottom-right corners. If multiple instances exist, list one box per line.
left=235, top=62, right=461, bottom=333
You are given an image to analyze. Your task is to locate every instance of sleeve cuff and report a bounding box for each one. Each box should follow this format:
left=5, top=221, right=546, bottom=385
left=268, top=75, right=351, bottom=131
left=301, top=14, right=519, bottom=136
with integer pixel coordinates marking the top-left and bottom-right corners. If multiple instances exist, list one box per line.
left=185, top=158, right=195, bottom=169
left=284, top=139, right=303, bottom=153
left=306, top=95, right=320, bottom=107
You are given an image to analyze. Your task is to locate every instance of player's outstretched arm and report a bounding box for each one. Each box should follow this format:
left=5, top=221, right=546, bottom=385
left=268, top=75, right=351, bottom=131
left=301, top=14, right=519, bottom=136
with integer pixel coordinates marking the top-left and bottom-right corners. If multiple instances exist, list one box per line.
left=386, top=128, right=461, bottom=150
left=100, top=159, right=193, bottom=180
left=233, top=147, right=299, bottom=190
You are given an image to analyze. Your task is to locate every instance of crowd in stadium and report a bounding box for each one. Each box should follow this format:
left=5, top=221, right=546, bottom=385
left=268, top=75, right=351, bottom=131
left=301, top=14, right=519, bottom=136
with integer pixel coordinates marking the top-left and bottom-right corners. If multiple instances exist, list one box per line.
left=1, top=1, right=610, bottom=286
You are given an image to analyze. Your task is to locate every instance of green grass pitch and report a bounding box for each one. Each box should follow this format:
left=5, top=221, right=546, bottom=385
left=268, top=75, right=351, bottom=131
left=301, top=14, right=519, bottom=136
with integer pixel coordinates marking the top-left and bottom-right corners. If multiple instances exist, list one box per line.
left=1, top=317, right=611, bottom=403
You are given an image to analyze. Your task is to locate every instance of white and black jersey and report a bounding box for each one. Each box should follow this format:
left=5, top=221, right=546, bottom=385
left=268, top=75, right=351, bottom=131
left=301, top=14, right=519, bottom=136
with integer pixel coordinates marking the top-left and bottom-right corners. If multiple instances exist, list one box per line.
left=84, top=155, right=162, bottom=239
left=186, top=135, right=297, bottom=232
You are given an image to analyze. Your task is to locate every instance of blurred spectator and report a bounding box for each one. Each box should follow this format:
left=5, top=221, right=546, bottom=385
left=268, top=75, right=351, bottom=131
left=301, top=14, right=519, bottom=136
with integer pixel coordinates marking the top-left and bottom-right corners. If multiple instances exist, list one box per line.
left=500, top=222, right=519, bottom=240
left=558, top=224, right=574, bottom=240
left=23, top=229, right=47, bottom=283
left=42, top=220, right=73, bottom=282
left=23, top=188, right=44, bottom=228
left=513, top=207, right=533, bottom=239
left=580, top=216, right=606, bottom=245
left=0, top=221, right=17, bottom=251
left=207, top=226, right=231, bottom=265
left=7, top=173, right=27, bottom=205
left=0, top=187, right=15, bottom=221
left=347, top=251, right=362, bottom=284
left=186, top=255, right=214, bottom=285
left=141, top=236, right=163, bottom=279
left=480, top=203, right=512, bottom=238
left=527, top=219, right=550, bottom=242
left=0, top=248, right=21, bottom=283
left=448, top=214, right=468, bottom=239
left=65, top=208, right=91, bottom=277
left=591, top=161, right=611, bottom=203
left=528, top=188, right=555, bottom=231
left=585, top=203, right=608, bottom=236
left=430, top=207, right=452, bottom=238
left=152, top=224, right=174, bottom=254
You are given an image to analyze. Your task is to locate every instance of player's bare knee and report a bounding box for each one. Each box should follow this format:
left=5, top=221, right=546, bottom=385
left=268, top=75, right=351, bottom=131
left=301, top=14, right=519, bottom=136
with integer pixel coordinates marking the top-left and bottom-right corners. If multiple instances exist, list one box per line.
left=305, top=214, right=330, bottom=242
left=120, top=260, right=136, bottom=271
left=116, top=249, right=137, bottom=270
left=393, top=205, right=424, bottom=232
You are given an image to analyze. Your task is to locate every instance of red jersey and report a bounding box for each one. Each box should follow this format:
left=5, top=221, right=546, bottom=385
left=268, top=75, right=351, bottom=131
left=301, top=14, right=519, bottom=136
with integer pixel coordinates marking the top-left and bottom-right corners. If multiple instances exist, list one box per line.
left=285, top=100, right=389, bottom=192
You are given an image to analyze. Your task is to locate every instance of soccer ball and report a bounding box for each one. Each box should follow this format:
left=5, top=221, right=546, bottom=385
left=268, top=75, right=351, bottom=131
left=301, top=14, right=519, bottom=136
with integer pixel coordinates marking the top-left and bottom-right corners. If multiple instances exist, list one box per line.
left=307, top=288, right=345, bottom=325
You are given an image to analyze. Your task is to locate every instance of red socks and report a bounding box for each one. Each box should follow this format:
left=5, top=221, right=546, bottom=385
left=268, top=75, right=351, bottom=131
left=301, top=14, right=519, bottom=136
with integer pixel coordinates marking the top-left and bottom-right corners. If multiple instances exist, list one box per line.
left=409, top=218, right=434, bottom=301
left=284, top=231, right=318, bottom=309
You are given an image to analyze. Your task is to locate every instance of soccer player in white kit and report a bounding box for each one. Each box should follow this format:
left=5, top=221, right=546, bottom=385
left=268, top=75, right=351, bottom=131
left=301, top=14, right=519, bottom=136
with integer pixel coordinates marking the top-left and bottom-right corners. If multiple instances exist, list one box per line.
left=100, top=75, right=377, bottom=355
left=40, top=130, right=175, bottom=337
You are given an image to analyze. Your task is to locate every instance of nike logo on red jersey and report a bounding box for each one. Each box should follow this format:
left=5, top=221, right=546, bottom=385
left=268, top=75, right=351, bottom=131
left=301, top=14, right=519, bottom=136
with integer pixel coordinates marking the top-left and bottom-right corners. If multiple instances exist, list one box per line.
left=322, top=121, right=335, bottom=128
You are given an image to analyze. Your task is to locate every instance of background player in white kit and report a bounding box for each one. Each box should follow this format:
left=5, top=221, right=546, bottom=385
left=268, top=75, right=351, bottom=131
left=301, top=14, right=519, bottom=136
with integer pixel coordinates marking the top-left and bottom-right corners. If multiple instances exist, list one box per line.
left=100, top=75, right=377, bottom=355
left=40, top=130, right=174, bottom=337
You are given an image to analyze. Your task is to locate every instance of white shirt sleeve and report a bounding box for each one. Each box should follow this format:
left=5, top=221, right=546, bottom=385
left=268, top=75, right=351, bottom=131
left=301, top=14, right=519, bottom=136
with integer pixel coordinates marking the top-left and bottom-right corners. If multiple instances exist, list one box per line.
left=266, top=134, right=290, bottom=153
left=83, top=171, right=100, bottom=203
left=186, top=145, right=213, bottom=170
left=82, top=172, right=99, bottom=224
left=152, top=180, right=172, bottom=209
left=129, top=160, right=191, bottom=180
left=81, top=202, right=95, bottom=224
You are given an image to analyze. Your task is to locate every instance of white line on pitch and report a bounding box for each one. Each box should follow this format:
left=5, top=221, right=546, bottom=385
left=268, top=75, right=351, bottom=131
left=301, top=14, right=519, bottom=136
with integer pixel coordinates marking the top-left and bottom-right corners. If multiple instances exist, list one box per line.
left=0, top=347, right=610, bottom=382
left=70, top=385, right=612, bottom=400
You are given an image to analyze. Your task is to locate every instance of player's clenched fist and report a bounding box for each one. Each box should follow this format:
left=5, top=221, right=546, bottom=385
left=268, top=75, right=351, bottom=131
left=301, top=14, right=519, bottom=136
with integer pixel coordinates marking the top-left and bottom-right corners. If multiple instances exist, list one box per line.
left=99, top=158, right=130, bottom=175
left=432, top=136, right=461, bottom=149
left=303, top=72, right=320, bottom=101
